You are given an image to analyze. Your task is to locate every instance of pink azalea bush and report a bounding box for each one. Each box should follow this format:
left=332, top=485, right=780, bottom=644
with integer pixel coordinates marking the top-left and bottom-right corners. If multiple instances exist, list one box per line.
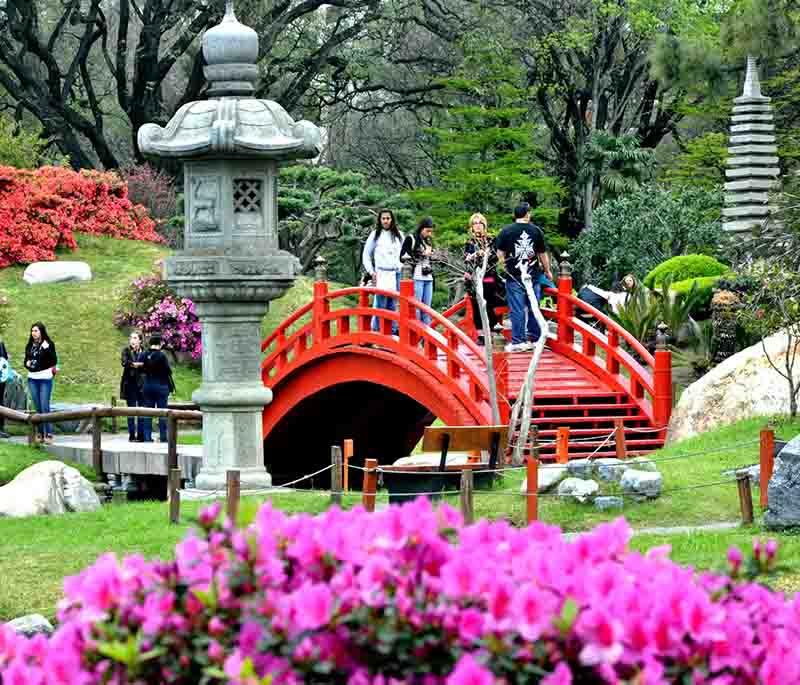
left=114, top=275, right=202, bottom=361
left=1, top=500, right=798, bottom=684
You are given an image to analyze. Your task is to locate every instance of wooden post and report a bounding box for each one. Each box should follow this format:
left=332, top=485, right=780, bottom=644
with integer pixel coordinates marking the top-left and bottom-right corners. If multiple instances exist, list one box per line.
left=312, top=278, right=330, bottom=344
left=343, top=439, right=353, bottom=492
left=614, top=419, right=627, bottom=460
left=760, top=427, right=775, bottom=509
left=168, top=468, right=181, bottom=524
left=460, top=470, right=474, bottom=524
left=527, top=426, right=539, bottom=523
left=226, top=470, right=241, bottom=525
left=28, top=418, right=37, bottom=446
left=331, top=445, right=343, bottom=506
left=399, top=277, right=415, bottom=346
left=737, top=473, right=754, bottom=525
left=556, top=427, right=570, bottom=464
left=363, top=458, right=378, bottom=512
left=110, top=396, right=118, bottom=434
left=91, top=412, right=103, bottom=476
left=167, top=415, right=178, bottom=471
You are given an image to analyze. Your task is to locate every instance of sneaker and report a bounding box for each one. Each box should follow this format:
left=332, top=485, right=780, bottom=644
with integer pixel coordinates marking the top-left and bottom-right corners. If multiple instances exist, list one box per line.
left=505, top=342, right=526, bottom=352
left=493, top=323, right=503, bottom=331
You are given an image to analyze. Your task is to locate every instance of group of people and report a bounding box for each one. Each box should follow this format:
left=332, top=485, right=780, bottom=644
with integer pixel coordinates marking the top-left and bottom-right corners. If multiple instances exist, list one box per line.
left=0, top=324, right=175, bottom=444
left=360, top=202, right=553, bottom=352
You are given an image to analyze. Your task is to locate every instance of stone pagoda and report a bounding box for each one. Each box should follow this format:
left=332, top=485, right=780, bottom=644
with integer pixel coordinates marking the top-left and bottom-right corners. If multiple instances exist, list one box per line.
left=723, top=55, right=780, bottom=234
left=138, top=0, right=321, bottom=491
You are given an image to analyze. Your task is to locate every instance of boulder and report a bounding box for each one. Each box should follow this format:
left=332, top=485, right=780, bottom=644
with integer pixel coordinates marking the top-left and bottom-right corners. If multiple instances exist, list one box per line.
left=49, top=402, right=95, bottom=433
left=566, top=459, right=593, bottom=479
left=557, top=477, right=599, bottom=503
left=628, top=456, right=658, bottom=472
left=0, top=460, right=101, bottom=517
left=6, top=614, right=54, bottom=637
left=23, top=261, right=92, bottom=285
left=765, top=436, right=800, bottom=530
left=621, top=469, right=663, bottom=500
left=519, top=464, right=568, bottom=494
left=594, top=496, right=624, bottom=511
left=392, top=452, right=471, bottom=468
left=668, top=331, right=794, bottom=442
left=593, top=458, right=626, bottom=483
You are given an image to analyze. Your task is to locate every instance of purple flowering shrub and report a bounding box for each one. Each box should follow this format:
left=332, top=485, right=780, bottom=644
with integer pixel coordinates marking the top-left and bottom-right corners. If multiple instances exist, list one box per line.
left=1, top=500, right=797, bottom=685
left=114, top=275, right=201, bottom=361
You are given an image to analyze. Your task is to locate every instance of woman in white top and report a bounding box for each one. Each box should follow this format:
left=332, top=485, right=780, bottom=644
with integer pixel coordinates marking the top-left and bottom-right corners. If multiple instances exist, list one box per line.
left=362, top=209, right=404, bottom=334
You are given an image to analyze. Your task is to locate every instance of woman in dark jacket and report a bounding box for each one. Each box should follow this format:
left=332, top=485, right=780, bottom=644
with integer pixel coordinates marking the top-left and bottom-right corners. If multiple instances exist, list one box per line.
left=463, top=213, right=504, bottom=344
left=142, top=334, right=175, bottom=443
left=24, top=321, right=58, bottom=443
left=120, top=330, right=146, bottom=441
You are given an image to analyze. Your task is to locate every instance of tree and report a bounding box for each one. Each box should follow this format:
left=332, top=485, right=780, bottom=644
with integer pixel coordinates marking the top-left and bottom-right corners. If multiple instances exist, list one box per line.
left=0, top=0, right=460, bottom=169
left=278, top=164, right=413, bottom=282
left=660, top=132, right=728, bottom=189
left=738, top=262, right=800, bottom=417
left=407, top=33, right=564, bottom=249
left=502, top=0, right=726, bottom=232
left=0, top=114, right=64, bottom=168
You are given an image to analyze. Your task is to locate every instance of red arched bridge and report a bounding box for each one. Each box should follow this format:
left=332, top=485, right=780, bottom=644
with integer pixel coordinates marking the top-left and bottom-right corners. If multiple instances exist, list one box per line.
left=260, top=269, right=672, bottom=481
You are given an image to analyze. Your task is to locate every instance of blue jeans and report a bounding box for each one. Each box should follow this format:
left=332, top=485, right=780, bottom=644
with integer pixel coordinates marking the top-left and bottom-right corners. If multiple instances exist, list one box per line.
left=142, top=382, right=169, bottom=442
left=414, top=279, right=433, bottom=325
left=506, top=280, right=541, bottom=344
left=125, top=387, right=146, bottom=438
left=28, top=377, right=53, bottom=437
left=371, top=271, right=400, bottom=335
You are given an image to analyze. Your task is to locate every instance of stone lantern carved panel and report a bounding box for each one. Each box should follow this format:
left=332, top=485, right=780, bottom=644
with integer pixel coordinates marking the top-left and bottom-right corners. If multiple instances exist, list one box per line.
left=190, top=175, right=222, bottom=233
left=233, top=177, right=264, bottom=232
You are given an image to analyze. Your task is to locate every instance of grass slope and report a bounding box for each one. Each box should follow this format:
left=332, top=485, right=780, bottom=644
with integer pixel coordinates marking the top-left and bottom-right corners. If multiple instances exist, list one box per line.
left=0, top=234, right=317, bottom=406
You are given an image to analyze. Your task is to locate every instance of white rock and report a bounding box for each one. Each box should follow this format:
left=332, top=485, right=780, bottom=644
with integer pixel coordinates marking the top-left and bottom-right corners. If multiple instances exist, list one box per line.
left=0, top=461, right=101, bottom=518
left=620, top=469, right=663, bottom=500
left=520, top=464, right=568, bottom=494
left=593, top=458, right=626, bottom=482
left=557, top=477, right=599, bottom=503
left=668, top=331, right=794, bottom=442
left=566, top=459, right=593, bottom=479
left=628, top=456, right=658, bottom=472
left=392, top=452, right=472, bottom=467
left=23, top=261, right=92, bottom=285
left=6, top=614, right=54, bottom=637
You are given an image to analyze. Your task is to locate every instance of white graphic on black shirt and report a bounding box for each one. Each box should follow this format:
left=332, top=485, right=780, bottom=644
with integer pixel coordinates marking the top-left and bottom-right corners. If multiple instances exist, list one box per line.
left=513, top=231, right=536, bottom=278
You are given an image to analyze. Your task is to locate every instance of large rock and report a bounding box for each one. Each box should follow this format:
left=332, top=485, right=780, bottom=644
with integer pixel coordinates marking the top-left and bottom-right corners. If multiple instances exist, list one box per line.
left=594, top=458, right=626, bottom=483
left=594, top=496, right=624, bottom=511
left=765, top=435, right=800, bottom=529
left=49, top=402, right=95, bottom=433
left=668, top=331, right=794, bottom=442
left=557, top=477, right=599, bottom=503
left=1, top=372, right=28, bottom=411
left=6, top=614, right=54, bottom=637
left=23, top=261, right=92, bottom=285
left=520, top=464, right=568, bottom=494
left=621, top=469, right=663, bottom=500
left=392, top=452, right=472, bottom=468
left=566, top=459, right=593, bottom=479
left=0, top=461, right=101, bottom=517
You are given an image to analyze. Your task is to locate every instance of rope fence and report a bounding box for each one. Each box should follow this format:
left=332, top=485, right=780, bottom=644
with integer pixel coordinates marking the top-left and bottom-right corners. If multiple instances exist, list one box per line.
left=166, top=427, right=775, bottom=531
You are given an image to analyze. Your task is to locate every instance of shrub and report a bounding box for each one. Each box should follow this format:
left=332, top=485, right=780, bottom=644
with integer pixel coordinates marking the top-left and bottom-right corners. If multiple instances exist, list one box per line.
left=0, top=166, right=161, bottom=267
left=671, top=275, right=724, bottom=317
left=643, top=254, right=729, bottom=289
left=120, top=164, right=180, bottom=247
left=1, top=501, right=797, bottom=684
left=572, top=185, right=723, bottom=288
left=114, top=276, right=201, bottom=361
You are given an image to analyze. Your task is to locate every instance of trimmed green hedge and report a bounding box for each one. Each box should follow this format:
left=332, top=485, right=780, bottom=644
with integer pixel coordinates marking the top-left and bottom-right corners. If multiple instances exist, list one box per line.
left=670, top=275, right=726, bottom=315
left=643, top=255, right=729, bottom=289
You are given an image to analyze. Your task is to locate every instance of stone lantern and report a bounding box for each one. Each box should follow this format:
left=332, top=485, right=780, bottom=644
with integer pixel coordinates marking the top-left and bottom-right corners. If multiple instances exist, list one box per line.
left=138, top=0, right=321, bottom=491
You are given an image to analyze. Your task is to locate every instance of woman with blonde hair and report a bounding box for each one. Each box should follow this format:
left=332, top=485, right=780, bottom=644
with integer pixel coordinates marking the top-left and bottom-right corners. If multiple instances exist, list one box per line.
left=463, top=213, right=504, bottom=345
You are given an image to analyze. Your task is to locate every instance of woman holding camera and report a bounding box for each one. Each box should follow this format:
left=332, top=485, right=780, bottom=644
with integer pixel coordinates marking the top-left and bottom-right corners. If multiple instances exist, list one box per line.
left=24, top=321, right=58, bottom=443
left=401, top=216, right=435, bottom=325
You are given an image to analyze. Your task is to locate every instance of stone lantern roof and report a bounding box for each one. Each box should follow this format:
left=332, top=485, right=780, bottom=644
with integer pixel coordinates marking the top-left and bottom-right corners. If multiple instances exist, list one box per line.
left=138, top=0, right=320, bottom=160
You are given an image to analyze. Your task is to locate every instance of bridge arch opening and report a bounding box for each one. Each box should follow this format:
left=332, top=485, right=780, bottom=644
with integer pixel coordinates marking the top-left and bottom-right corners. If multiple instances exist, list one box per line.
left=263, top=381, right=435, bottom=488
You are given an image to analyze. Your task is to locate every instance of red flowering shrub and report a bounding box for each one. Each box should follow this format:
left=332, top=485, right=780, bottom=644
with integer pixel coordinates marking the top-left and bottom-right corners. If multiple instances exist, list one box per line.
left=0, top=501, right=798, bottom=684
left=0, top=165, right=162, bottom=268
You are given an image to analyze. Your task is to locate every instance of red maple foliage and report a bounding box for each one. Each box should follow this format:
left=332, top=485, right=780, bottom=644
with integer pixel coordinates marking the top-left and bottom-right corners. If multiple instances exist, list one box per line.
left=0, top=166, right=163, bottom=268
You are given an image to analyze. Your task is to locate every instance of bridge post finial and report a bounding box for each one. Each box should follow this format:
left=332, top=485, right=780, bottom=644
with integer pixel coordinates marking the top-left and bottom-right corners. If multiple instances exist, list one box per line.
left=314, top=255, right=328, bottom=282
left=559, top=251, right=572, bottom=278
left=656, top=321, right=669, bottom=350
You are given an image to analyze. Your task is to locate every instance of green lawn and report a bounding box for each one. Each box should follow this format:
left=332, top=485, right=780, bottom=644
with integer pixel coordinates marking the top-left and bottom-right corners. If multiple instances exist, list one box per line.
left=0, top=234, right=318, bottom=408
left=1, top=416, right=798, bottom=623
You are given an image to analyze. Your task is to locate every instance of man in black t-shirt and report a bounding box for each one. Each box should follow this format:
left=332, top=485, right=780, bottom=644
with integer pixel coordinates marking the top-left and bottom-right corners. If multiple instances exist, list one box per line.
left=496, top=202, right=552, bottom=351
